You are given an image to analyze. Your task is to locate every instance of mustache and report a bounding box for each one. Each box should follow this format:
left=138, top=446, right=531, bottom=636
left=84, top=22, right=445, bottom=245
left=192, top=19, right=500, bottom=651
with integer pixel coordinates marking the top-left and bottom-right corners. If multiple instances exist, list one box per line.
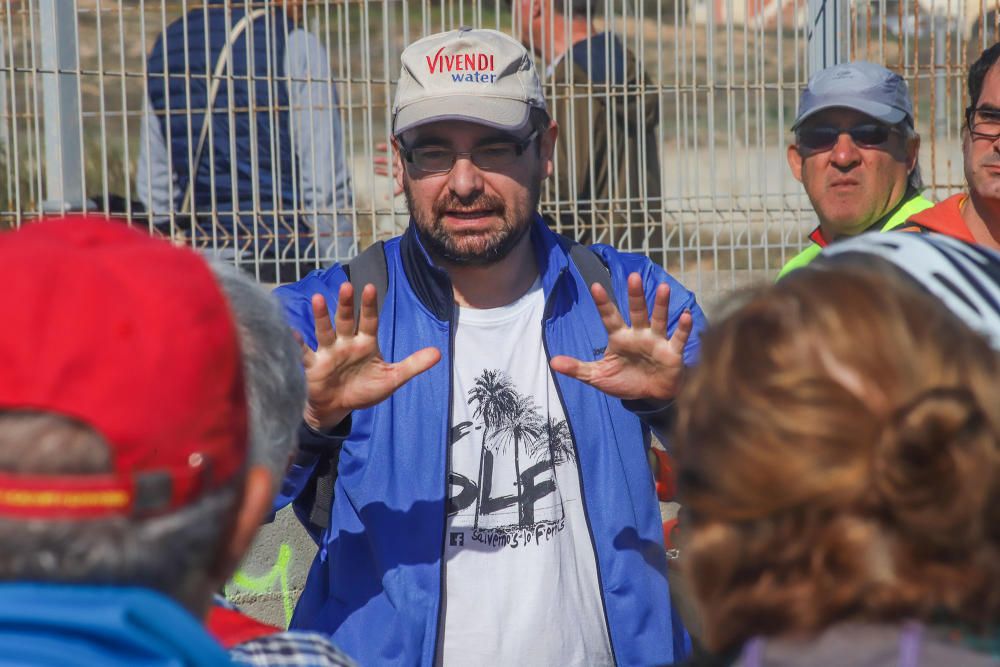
left=432, top=193, right=506, bottom=218
left=979, top=154, right=1000, bottom=168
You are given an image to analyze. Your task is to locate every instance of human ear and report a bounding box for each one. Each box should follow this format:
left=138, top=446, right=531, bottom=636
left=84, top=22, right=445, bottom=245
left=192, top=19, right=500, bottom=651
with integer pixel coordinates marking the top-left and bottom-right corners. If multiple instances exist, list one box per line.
left=787, top=143, right=804, bottom=183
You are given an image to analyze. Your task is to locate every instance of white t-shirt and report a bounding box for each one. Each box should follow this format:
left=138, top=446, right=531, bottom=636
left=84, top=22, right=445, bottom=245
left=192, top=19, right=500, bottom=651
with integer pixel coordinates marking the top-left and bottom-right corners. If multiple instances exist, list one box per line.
left=436, top=279, right=613, bottom=667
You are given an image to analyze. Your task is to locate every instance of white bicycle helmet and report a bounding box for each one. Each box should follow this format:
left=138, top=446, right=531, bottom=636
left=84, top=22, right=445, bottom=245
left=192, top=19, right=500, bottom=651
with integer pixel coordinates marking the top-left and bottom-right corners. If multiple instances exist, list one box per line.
left=814, top=231, right=1000, bottom=350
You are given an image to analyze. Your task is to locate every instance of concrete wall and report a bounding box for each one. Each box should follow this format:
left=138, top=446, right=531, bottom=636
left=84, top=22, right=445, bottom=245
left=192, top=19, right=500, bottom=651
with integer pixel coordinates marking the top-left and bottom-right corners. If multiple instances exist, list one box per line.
left=225, top=506, right=318, bottom=628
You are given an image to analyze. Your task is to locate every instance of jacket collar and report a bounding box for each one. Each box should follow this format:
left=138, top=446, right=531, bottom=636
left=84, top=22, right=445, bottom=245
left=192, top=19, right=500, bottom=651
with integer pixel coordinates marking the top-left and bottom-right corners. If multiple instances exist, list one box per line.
left=398, top=214, right=570, bottom=320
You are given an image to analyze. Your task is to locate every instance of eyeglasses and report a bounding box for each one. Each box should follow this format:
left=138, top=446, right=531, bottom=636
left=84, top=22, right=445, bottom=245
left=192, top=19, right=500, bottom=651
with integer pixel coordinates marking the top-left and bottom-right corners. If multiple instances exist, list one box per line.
left=398, top=131, right=539, bottom=174
left=966, top=105, right=1000, bottom=140
left=796, top=124, right=897, bottom=152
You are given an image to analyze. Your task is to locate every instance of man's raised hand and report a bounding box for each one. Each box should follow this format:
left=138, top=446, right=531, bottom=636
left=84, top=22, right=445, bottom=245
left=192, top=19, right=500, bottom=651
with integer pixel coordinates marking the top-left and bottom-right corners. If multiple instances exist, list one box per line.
left=549, top=273, right=692, bottom=402
left=301, top=282, right=441, bottom=431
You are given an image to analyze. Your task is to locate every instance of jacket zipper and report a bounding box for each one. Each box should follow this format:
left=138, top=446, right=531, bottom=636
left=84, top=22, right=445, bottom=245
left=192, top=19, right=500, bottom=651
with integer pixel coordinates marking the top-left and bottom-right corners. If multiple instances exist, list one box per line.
left=431, top=311, right=457, bottom=665
left=540, top=271, right=620, bottom=667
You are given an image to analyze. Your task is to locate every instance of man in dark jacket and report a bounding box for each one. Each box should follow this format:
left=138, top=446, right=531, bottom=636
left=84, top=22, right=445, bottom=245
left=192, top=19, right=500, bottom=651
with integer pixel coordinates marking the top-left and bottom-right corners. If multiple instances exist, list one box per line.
left=137, top=0, right=353, bottom=282
left=274, top=27, right=704, bottom=667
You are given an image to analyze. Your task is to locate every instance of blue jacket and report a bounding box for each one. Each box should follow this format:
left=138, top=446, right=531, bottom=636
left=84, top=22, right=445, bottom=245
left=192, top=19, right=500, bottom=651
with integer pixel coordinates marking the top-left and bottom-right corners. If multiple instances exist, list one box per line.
left=274, top=218, right=706, bottom=666
left=0, top=583, right=233, bottom=666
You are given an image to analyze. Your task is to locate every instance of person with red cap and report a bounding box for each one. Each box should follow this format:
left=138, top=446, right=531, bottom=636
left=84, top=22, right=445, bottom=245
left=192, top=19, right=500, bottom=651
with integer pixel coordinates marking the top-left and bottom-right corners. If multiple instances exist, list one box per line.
left=0, top=216, right=272, bottom=666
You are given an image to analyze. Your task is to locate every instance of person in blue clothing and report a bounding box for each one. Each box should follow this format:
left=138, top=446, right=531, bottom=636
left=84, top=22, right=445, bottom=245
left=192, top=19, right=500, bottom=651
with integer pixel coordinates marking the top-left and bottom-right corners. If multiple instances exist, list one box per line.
left=274, top=28, right=706, bottom=667
left=0, top=216, right=271, bottom=666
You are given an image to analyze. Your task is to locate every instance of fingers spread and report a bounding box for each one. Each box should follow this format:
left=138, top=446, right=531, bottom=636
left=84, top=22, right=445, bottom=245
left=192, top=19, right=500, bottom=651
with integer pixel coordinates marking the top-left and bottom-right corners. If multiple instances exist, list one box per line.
left=627, top=272, right=650, bottom=329
left=394, top=347, right=442, bottom=386
left=669, top=310, right=694, bottom=354
left=650, top=283, right=671, bottom=338
left=334, top=282, right=356, bottom=337
left=357, top=283, right=380, bottom=337
left=549, top=355, right=590, bottom=382
left=312, top=293, right=336, bottom=348
left=591, top=282, right=624, bottom=334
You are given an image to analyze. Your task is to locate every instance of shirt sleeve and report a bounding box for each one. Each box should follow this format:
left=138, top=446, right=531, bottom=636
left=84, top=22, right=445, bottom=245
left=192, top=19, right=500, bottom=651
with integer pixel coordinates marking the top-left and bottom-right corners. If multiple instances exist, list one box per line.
left=284, top=29, right=354, bottom=263
left=135, top=93, right=177, bottom=220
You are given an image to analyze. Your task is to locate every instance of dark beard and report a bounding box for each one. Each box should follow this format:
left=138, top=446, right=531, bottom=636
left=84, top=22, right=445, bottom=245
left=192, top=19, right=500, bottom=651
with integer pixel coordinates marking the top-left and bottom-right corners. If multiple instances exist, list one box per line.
left=403, top=180, right=540, bottom=267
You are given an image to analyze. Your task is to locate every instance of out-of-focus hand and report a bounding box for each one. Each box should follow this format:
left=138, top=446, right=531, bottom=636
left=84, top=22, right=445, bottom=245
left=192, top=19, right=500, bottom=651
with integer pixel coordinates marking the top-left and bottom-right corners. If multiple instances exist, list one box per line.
left=373, top=141, right=403, bottom=197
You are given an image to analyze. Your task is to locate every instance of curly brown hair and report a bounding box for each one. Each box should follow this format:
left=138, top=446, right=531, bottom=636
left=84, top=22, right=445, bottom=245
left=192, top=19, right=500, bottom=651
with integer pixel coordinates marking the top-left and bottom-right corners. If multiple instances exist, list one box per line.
left=674, top=261, right=1000, bottom=653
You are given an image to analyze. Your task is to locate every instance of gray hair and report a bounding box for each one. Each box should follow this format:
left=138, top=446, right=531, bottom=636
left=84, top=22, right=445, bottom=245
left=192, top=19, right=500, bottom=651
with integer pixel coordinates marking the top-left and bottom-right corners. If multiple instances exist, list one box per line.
left=0, top=412, right=240, bottom=614
left=210, top=263, right=306, bottom=490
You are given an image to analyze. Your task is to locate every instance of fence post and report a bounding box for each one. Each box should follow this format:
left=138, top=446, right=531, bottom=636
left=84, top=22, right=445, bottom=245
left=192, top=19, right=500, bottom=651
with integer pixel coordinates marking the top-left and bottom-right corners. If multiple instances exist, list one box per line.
left=807, top=0, right=845, bottom=75
left=39, top=0, right=85, bottom=213
left=0, top=21, right=7, bottom=159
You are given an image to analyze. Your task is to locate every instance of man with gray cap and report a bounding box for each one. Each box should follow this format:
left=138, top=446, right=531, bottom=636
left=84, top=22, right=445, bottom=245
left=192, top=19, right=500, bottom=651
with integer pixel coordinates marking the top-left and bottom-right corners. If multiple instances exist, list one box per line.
left=779, top=61, right=931, bottom=278
left=274, top=27, right=704, bottom=667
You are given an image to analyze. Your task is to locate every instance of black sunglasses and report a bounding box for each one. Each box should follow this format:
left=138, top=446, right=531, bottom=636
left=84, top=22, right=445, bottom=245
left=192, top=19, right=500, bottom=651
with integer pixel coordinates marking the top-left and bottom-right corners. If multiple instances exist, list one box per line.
left=796, top=124, right=896, bottom=152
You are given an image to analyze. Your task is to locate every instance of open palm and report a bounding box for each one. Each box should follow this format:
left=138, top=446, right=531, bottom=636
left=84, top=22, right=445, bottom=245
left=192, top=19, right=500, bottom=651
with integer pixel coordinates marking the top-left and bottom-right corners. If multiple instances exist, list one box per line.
left=549, top=273, right=692, bottom=402
left=302, top=282, right=441, bottom=431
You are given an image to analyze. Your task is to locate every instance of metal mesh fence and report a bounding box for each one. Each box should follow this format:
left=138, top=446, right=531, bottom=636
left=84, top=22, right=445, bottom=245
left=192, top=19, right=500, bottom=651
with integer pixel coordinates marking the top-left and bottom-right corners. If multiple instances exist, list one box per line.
left=1, top=0, right=999, bottom=292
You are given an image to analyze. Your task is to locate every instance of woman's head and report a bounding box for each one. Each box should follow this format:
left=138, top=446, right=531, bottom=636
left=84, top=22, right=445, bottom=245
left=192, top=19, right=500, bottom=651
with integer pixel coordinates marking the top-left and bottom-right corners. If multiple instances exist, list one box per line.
left=675, top=261, right=1000, bottom=653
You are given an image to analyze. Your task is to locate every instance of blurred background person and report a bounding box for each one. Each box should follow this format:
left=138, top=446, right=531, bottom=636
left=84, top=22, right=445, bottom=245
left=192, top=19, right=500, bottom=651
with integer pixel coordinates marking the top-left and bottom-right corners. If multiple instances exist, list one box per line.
left=137, top=0, right=353, bottom=283
left=674, top=240, right=1000, bottom=665
left=508, top=0, right=662, bottom=256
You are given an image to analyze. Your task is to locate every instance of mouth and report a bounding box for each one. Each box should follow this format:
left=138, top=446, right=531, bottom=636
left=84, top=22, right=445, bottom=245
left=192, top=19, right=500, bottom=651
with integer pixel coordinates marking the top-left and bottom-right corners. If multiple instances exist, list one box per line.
left=829, top=179, right=860, bottom=190
left=442, top=209, right=499, bottom=222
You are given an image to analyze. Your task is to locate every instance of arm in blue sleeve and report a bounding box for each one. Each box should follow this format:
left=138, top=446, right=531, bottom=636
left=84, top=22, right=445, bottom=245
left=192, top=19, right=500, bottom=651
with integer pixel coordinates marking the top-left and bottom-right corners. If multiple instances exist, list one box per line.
left=272, top=419, right=350, bottom=515
left=271, top=268, right=351, bottom=516
left=622, top=262, right=708, bottom=447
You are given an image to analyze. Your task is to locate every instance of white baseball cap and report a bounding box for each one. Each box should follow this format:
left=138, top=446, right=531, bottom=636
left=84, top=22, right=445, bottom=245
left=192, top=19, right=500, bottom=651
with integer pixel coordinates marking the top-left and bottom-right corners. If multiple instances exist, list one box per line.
left=392, top=28, right=548, bottom=136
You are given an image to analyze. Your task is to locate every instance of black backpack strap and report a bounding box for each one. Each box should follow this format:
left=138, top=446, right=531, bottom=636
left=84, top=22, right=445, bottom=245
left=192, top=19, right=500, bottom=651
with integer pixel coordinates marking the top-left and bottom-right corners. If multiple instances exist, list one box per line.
left=306, top=447, right=340, bottom=530
left=555, top=232, right=619, bottom=313
left=568, top=240, right=616, bottom=309
left=303, top=242, right=387, bottom=532
left=347, top=240, right=388, bottom=323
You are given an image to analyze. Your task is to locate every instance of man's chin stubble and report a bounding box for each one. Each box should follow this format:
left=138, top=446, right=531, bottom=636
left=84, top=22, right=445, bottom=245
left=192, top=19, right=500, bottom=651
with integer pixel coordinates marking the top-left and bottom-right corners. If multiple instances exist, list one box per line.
left=422, top=223, right=528, bottom=267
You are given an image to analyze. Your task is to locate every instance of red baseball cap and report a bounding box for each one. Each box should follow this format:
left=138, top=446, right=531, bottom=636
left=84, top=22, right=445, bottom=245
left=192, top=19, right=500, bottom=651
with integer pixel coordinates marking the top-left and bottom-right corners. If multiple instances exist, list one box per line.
left=0, top=215, right=248, bottom=519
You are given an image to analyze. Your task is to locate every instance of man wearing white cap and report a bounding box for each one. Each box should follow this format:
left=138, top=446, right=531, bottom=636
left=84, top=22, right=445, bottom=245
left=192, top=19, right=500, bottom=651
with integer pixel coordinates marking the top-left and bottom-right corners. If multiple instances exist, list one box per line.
left=779, top=61, right=932, bottom=278
left=274, top=28, right=704, bottom=667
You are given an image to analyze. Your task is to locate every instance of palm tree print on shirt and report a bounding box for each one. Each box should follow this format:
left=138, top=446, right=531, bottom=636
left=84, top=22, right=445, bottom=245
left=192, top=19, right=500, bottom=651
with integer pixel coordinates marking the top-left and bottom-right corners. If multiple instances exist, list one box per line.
left=467, top=369, right=572, bottom=534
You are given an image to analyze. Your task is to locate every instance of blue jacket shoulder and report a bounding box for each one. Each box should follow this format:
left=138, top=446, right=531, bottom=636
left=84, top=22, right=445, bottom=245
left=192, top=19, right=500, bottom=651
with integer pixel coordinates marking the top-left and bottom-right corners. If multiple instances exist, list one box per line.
left=273, top=263, right=349, bottom=350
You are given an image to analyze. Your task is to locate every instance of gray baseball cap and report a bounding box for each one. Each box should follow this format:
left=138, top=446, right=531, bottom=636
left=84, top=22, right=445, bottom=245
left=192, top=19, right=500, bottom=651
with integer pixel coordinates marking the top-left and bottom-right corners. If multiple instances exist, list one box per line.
left=792, top=61, right=914, bottom=130
left=392, top=28, right=547, bottom=136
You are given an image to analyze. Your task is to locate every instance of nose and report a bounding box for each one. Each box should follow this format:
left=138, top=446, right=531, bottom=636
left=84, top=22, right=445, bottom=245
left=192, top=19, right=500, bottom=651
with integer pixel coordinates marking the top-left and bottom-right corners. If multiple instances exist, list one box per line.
left=447, top=154, right=485, bottom=201
left=829, top=131, right=862, bottom=169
